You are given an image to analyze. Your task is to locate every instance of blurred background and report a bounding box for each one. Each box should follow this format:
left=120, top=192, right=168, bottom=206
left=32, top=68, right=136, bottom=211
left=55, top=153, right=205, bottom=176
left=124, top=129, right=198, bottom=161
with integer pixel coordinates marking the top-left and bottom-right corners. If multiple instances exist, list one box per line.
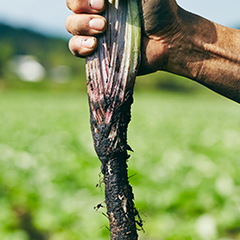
left=1, top=1, right=240, bottom=240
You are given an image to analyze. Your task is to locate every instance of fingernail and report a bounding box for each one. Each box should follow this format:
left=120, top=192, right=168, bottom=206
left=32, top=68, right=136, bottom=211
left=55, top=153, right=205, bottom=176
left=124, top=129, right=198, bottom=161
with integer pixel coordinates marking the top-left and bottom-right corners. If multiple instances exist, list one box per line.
left=90, top=0, right=104, bottom=11
left=82, top=38, right=95, bottom=49
left=89, top=18, right=105, bottom=31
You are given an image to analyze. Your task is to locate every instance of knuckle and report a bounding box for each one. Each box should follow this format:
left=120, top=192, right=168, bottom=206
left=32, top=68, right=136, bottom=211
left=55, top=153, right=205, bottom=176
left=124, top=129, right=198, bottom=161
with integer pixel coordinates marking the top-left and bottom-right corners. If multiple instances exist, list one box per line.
left=69, top=36, right=96, bottom=58
left=67, top=0, right=89, bottom=13
left=68, top=37, right=81, bottom=56
left=65, top=15, right=74, bottom=32
left=66, top=0, right=74, bottom=11
left=66, top=0, right=84, bottom=13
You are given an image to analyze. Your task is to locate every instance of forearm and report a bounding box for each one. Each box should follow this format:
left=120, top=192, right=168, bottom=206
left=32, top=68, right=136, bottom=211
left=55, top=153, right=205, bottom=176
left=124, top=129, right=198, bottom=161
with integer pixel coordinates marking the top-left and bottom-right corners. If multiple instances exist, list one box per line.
left=166, top=7, right=240, bottom=103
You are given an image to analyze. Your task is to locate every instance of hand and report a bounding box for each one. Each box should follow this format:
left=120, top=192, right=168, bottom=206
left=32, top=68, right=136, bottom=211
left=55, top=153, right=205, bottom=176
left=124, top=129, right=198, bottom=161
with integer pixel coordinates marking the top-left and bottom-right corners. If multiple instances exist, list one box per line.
left=66, top=0, right=181, bottom=75
left=66, top=0, right=106, bottom=56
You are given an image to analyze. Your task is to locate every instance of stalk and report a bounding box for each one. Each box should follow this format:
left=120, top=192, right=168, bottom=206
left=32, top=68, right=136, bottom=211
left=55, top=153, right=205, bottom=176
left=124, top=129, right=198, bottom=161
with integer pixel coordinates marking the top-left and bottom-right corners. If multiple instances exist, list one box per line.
left=86, top=0, right=141, bottom=239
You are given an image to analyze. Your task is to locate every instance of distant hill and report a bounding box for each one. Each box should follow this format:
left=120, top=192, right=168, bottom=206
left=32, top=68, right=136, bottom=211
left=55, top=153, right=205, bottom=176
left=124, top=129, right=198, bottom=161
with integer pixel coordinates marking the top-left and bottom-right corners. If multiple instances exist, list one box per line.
left=0, top=23, right=70, bottom=65
left=0, top=23, right=86, bottom=87
left=0, top=23, right=200, bottom=92
left=0, top=24, right=68, bottom=55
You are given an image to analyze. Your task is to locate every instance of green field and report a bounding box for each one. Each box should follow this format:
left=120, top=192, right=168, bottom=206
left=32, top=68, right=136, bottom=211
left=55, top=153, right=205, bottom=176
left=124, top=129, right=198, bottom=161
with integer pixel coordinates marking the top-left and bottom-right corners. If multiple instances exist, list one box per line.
left=0, top=89, right=240, bottom=240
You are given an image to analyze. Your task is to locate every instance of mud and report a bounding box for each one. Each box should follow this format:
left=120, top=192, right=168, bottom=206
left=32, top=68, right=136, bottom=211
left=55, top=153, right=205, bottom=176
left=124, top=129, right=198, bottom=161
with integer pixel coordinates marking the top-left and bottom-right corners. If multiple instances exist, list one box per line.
left=103, top=157, right=137, bottom=239
left=89, top=90, right=133, bottom=170
left=89, top=90, right=138, bottom=239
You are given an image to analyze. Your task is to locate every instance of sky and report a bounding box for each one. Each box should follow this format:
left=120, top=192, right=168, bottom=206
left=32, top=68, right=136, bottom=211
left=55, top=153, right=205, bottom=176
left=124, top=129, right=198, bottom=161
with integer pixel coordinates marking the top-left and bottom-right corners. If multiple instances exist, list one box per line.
left=1, top=0, right=240, bottom=39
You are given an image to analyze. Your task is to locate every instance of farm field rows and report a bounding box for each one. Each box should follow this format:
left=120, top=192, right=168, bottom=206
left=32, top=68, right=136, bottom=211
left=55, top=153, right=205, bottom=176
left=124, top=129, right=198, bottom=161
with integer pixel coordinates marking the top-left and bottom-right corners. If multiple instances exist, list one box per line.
left=0, top=90, right=240, bottom=240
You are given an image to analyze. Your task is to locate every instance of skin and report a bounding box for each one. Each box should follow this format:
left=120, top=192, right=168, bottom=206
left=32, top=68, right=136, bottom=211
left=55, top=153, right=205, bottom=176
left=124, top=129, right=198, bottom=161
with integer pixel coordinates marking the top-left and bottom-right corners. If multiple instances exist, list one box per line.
left=66, top=0, right=240, bottom=103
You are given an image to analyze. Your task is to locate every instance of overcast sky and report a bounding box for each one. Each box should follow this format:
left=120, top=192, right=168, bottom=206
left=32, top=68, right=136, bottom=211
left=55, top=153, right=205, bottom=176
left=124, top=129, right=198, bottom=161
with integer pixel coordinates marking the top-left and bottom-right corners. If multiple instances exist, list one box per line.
left=1, top=0, right=240, bottom=38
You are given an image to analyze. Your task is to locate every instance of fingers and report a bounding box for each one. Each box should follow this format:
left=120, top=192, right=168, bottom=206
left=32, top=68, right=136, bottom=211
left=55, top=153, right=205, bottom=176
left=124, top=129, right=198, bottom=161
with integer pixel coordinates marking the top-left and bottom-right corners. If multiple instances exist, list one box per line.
left=69, top=36, right=97, bottom=57
left=66, top=13, right=106, bottom=57
left=67, top=0, right=106, bottom=14
left=66, top=14, right=106, bottom=35
left=66, top=0, right=107, bottom=58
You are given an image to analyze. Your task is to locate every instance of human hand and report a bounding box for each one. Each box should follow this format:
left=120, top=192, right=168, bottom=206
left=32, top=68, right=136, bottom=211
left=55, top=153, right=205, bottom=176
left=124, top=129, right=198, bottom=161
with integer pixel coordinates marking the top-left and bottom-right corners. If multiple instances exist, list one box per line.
left=66, top=0, right=106, bottom=57
left=66, top=0, right=181, bottom=75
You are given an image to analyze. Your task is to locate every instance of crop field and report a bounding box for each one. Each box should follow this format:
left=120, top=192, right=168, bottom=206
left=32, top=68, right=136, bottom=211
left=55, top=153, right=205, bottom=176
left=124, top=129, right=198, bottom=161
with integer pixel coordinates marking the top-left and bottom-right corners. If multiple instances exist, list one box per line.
left=0, top=90, right=240, bottom=240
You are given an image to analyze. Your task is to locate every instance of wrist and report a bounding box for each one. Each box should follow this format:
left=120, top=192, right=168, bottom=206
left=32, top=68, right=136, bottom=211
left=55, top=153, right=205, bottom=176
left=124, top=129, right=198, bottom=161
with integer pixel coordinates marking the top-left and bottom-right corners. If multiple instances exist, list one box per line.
left=138, top=36, right=169, bottom=75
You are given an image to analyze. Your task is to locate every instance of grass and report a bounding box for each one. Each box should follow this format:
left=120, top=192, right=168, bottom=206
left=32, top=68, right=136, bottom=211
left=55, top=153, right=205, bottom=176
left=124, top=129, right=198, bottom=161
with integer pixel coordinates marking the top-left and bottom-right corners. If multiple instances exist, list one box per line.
left=0, top=89, right=240, bottom=240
